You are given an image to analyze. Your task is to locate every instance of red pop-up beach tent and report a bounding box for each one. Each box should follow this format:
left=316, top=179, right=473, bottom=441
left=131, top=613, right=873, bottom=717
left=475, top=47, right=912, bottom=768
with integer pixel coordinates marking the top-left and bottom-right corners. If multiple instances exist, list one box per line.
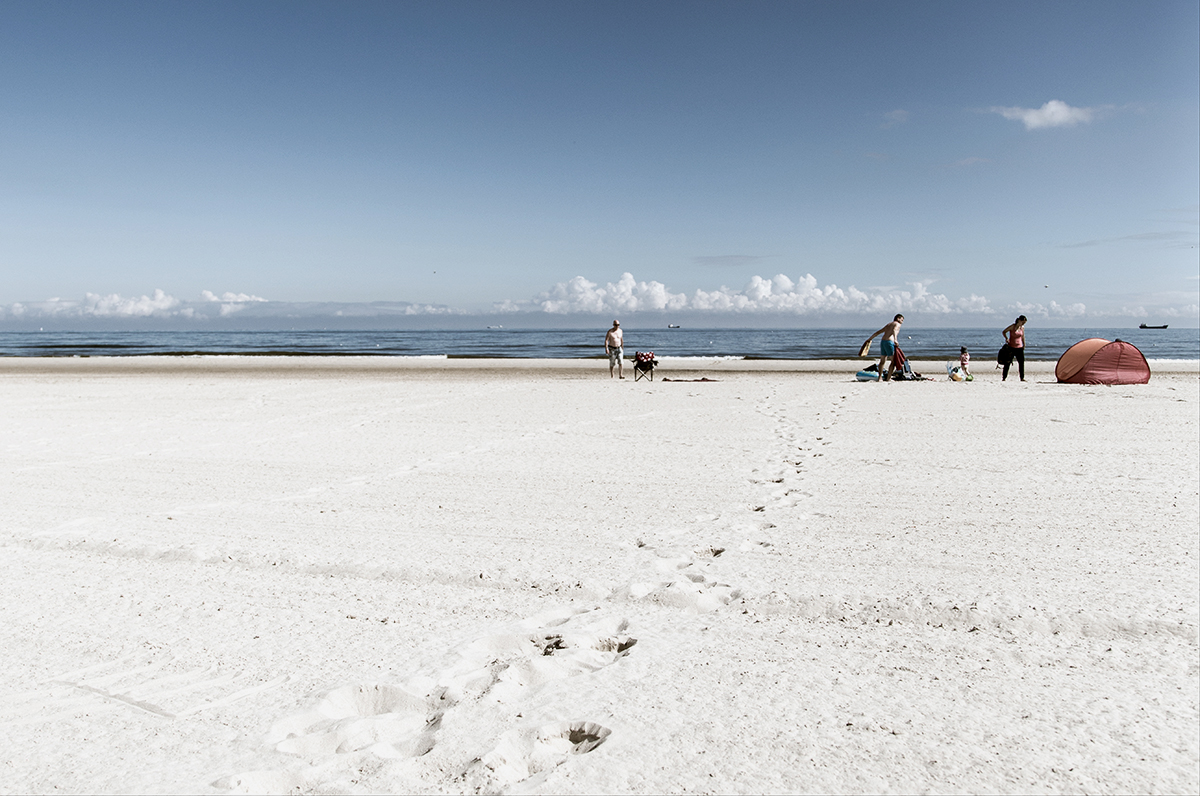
left=1055, top=338, right=1150, bottom=384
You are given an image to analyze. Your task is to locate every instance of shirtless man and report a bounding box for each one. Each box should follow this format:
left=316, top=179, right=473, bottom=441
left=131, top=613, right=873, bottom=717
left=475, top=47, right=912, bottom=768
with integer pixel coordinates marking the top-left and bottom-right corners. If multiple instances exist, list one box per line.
left=604, top=320, right=624, bottom=379
left=863, top=314, right=904, bottom=381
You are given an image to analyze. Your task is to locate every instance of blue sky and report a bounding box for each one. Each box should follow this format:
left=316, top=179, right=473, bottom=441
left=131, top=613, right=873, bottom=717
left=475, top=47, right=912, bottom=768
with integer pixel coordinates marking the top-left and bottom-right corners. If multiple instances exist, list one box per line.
left=1, top=1, right=1196, bottom=328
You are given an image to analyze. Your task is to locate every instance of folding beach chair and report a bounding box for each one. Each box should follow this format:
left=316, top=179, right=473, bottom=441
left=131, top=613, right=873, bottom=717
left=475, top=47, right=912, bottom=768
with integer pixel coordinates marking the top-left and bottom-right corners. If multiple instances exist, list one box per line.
left=633, top=351, right=657, bottom=381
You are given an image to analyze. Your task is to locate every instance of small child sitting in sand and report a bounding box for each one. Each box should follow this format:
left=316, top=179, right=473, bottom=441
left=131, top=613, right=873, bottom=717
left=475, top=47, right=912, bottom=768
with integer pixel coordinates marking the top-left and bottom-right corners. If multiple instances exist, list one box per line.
left=959, top=346, right=970, bottom=376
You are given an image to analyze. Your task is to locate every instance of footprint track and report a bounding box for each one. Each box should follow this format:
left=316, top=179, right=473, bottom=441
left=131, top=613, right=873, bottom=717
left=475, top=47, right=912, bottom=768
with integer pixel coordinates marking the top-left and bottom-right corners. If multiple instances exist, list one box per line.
left=611, top=541, right=741, bottom=613
left=749, top=387, right=852, bottom=518
left=239, top=606, right=634, bottom=792
left=464, top=720, right=612, bottom=792
left=268, top=682, right=442, bottom=758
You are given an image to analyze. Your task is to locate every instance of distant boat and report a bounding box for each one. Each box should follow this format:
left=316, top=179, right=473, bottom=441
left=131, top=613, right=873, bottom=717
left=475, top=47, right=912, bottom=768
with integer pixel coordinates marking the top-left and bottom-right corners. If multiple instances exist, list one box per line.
left=667, top=324, right=681, bottom=329
left=1139, top=323, right=1168, bottom=329
left=486, top=325, right=503, bottom=329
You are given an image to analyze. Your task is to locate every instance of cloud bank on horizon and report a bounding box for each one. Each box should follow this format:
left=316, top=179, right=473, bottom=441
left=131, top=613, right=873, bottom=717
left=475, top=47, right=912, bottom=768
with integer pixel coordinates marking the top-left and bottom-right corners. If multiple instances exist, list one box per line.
left=508, top=273, right=1105, bottom=320
left=507, top=273, right=997, bottom=316
left=0, top=290, right=463, bottom=323
left=10, top=272, right=1184, bottom=326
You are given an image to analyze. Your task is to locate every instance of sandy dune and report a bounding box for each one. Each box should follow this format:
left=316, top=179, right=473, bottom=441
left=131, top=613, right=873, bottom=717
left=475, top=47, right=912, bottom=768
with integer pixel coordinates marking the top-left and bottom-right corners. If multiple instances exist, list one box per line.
left=1, top=358, right=1196, bottom=794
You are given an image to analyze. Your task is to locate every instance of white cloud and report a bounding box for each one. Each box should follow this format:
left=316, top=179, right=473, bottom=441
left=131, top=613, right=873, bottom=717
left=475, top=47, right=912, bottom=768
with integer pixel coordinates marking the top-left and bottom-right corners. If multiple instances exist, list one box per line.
left=201, top=289, right=270, bottom=316
left=990, top=99, right=1098, bottom=130
left=512, top=272, right=994, bottom=317
left=882, top=109, right=909, bottom=128
left=1010, top=300, right=1088, bottom=319
left=201, top=290, right=268, bottom=303
left=525, top=274, right=691, bottom=314
left=0, top=289, right=183, bottom=319
left=88, top=289, right=182, bottom=316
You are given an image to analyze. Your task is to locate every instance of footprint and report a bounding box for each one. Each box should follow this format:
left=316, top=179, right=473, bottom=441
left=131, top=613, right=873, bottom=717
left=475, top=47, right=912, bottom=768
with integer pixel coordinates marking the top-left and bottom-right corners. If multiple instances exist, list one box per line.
left=267, top=610, right=635, bottom=763
left=457, top=619, right=637, bottom=704
left=269, top=683, right=441, bottom=758
left=615, top=574, right=740, bottom=613
left=613, top=545, right=742, bottom=612
left=465, top=720, right=612, bottom=791
left=739, top=539, right=773, bottom=552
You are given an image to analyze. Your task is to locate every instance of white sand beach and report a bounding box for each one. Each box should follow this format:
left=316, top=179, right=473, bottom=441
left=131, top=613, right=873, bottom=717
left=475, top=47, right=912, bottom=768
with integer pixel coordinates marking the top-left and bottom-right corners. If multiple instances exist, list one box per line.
left=1, top=357, right=1196, bottom=795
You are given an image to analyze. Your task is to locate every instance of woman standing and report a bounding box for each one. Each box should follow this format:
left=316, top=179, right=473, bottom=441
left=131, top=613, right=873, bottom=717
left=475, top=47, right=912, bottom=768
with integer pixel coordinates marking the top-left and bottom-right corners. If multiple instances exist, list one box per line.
left=1001, top=315, right=1027, bottom=381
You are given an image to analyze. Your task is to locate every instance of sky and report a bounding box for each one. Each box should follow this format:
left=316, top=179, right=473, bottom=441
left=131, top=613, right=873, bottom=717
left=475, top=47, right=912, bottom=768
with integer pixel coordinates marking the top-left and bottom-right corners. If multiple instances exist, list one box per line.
left=1, top=0, right=1197, bottom=329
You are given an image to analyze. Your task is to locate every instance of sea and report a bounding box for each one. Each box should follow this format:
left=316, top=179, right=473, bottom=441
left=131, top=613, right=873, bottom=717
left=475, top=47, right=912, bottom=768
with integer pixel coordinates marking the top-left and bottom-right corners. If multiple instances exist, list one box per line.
left=0, top=327, right=1196, bottom=361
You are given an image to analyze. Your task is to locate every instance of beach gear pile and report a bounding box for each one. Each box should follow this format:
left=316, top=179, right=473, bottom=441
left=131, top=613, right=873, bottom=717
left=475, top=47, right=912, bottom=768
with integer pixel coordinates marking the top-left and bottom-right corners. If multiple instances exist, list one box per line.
left=946, top=362, right=974, bottom=381
left=855, top=345, right=929, bottom=381
left=890, top=345, right=928, bottom=381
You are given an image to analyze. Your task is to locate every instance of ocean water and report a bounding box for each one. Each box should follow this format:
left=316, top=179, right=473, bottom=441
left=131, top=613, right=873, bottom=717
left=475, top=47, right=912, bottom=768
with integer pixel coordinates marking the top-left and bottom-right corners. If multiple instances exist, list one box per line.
left=0, top=327, right=1196, bottom=360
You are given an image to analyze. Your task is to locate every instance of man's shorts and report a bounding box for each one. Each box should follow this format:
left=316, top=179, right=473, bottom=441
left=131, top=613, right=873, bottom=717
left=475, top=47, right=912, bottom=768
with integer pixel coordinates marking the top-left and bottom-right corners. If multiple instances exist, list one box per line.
left=608, top=347, right=623, bottom=366
left=880, top=340, right=896, bottom=357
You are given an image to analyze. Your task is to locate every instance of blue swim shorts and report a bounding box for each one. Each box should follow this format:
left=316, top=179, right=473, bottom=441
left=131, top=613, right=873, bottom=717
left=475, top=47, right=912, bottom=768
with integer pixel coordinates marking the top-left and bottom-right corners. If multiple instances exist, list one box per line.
left=880, top=339, right=896, bottom=356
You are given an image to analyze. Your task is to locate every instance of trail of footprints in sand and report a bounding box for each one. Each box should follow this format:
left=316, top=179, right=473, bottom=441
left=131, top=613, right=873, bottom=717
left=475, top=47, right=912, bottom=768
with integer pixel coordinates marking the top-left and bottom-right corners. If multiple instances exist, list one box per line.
left=228, top=542, right=751, bottom=792
left=606, top=389, right=852, bottom=612
left=610, top=541, right=741, bottom=613
left=221, top=396, right=846, bottom=793
left=224, top=606, right=633, bottom=794
left=748, top=387, right=850, bottom=517
left=594, top=388, right=856, bottom=613
left=0, top=654, right=287, bottom=726
left=737, top=388, right=1195, bottom=637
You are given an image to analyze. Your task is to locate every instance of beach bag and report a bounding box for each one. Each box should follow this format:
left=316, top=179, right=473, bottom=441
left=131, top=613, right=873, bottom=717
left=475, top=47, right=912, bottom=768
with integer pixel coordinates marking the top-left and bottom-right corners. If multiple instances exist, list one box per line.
left=997, top=345, right=1014, bottom=366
